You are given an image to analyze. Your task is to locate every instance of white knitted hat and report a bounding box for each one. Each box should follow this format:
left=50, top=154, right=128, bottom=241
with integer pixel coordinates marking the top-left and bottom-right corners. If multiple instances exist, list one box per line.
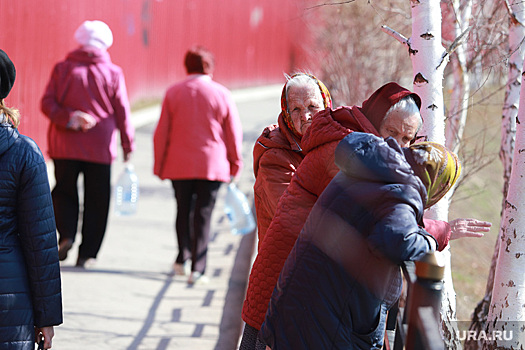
left=74, top=20, right=113, bottom=50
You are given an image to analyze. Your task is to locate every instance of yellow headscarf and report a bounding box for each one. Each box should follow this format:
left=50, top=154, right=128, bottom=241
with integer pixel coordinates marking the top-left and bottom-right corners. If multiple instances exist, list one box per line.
left=404, top=142, right=461, bottom=208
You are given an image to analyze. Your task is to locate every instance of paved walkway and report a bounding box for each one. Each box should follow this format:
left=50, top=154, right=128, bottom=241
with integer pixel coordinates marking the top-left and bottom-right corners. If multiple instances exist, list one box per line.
left=50, top=84, right=282, bottom=349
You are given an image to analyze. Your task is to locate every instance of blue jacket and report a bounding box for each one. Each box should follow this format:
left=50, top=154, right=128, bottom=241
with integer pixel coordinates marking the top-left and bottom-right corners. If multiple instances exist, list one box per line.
left=0, top=121, right=63, bottom=349
left=261, top=132, right=436, bottom=349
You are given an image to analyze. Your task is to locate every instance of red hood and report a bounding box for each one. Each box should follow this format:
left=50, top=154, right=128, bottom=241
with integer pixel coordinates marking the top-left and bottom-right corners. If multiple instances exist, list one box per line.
left=360, top=82, right=422, bottom=131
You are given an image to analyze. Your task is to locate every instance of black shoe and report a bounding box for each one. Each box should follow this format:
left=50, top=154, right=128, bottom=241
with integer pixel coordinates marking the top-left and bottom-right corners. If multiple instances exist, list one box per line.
left=58, top=239, right=73, bottom=261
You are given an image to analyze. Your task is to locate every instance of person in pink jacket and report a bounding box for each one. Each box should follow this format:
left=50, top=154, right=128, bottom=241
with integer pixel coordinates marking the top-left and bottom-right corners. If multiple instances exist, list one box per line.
left=41, top=20, right=135, bottom=268
left=153, top=46, right=243, bottom=284
left=253, top=73, right=331, bottom=250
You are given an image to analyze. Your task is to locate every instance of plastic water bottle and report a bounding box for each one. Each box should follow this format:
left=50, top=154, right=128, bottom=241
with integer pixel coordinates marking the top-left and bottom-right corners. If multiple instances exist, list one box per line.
left=114, top=163, right=139, bottom=216
left=224, top=183, right=256, bottom=235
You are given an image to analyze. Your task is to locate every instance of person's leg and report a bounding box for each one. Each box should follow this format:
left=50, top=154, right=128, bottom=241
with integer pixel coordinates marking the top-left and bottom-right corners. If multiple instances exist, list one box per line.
left=52, top=159, right=81, bottom=260
left=190, top=180, right=222, bottom=275
left=172, top=180, right=194, bottom=266
left=77, top=161, right=111, bottom=263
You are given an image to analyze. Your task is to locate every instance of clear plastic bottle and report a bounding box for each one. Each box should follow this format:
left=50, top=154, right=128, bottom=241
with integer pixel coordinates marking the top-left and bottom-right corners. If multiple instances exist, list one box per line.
left=114, top=163, right=139, bottom=216
left=224, top=182, right=256, bottom=235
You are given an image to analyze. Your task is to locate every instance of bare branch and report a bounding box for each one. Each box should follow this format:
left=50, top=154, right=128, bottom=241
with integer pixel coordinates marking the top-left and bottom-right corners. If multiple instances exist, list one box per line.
left=437, top=26, right=471, bottom=70
left=381, top=25, right=409, bottom=49
left=505, top=0, right=525, bottom=26
left=448, top=27, right=471, bottom=55
left=306, top=0, right=357, bottom=10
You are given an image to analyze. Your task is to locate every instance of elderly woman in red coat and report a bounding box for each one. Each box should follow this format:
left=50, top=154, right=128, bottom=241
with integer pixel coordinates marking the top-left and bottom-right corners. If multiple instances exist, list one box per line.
left=252, top=73, right=331, bottom=249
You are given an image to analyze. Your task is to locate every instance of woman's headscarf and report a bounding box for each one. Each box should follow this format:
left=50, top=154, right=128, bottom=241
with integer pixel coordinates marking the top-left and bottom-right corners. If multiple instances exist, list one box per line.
left=280, top=73, right=332, bottom=137
left=404, top=142, right=461, bottom=208
left=75, top=20, right=114, bottom=50
left=360, top=82, right=422, bottom=132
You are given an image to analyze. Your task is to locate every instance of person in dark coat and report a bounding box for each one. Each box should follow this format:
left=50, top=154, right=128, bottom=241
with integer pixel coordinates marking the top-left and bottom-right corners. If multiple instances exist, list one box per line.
left=260, top=132, right=462, bottom=349
left=0, top=49, right=63, bottom=349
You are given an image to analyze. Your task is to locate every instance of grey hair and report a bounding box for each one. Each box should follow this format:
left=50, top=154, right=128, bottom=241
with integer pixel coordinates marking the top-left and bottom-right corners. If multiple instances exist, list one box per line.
left=383, top=96, right=423, bottom=133
left=283, top=73, right=322, bottom=113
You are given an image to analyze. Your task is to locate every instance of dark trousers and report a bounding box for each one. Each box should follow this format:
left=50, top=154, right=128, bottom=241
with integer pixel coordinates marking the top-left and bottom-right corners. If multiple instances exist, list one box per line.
left=239, top=324, right=267, bottom=350
left=52, top=159, right=111, bottom=259
left=171, top=179, right=222, bottom=274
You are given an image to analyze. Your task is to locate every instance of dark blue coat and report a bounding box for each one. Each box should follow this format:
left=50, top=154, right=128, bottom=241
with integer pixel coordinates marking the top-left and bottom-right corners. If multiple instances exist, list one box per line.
left=261, top=132, right=436, bottom=349
left=0, top=122, right=63, bottom=349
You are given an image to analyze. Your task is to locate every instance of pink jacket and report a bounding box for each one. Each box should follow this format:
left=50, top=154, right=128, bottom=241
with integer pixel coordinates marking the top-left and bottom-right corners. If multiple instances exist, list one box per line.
left=41, top=47, right=135, bottom=164
left=153, top=75, right=243, bottom=182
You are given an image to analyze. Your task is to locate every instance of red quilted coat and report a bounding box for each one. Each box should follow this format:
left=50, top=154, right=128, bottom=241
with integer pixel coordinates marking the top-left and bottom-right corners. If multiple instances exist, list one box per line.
left=253, top=113, right=305, bottom=249
left=242, top=87, right=452, bottom=330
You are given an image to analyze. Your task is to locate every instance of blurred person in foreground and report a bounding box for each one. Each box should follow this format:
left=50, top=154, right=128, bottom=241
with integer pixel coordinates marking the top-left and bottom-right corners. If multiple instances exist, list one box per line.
left=153, top=46, right=243, bottom=285
left=0, top=49, right=62, bottom=349
left=240, top=82, right=492, bottom=350
left=41, top=20, right=135, bottom=268
left=252, top=72, right=331, bottom=249
left=261, top=132, right=464, bottom=349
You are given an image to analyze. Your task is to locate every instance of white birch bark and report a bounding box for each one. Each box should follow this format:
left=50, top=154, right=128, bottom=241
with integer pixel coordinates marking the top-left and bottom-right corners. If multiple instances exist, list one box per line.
left=483, top=66, right=525, bottom=349
left=466, top=3, right=525, bottom=348
left=384, top=0, right=461, bottom=347
left=410, top=0, right=463, bottom=348
left=445, top=0, right=471, bottom=155
left=500, top=0, right=525, bottom=219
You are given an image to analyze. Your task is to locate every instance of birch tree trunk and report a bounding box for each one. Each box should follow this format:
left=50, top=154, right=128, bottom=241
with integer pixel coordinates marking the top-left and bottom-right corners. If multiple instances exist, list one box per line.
left=482, top=65, right=525, bottom=349
left=500, top=1, right=525, bottom=220
left=445, top=0, right=472, bottom=155
left=410, top=0, right=461, bottom=347
left=465, top=3, right=525, bottom=348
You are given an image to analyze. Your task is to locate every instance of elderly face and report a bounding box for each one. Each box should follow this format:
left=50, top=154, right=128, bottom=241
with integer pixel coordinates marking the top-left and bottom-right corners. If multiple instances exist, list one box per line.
left=287, top=84, right=324, bottom=135
left=379, top=111, right=421, bottom=148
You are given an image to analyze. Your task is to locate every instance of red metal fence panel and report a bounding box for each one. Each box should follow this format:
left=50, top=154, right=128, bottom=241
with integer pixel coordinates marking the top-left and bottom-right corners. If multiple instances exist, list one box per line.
left=0, top=0, right=314, bottom=156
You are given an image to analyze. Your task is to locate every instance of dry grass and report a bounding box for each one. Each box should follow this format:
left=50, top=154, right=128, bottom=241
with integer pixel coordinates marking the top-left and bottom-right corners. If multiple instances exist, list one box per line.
left=448, top=86, right=504, bottom=321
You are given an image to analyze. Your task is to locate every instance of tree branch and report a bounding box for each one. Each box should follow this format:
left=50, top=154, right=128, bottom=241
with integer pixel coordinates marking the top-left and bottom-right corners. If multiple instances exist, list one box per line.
left=381, top=25, right=409, bottom=49
left=306, top=0, right=357, bottom=10
left=505, top=0, right=525, bottom=26
left=437, top=26, right=471, bottom=70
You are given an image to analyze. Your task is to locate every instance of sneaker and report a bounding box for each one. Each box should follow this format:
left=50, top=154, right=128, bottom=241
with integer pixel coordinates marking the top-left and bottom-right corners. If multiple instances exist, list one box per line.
left=58, top=239, right=73, bottom=261
left=188, top=271, right=209, bottom=285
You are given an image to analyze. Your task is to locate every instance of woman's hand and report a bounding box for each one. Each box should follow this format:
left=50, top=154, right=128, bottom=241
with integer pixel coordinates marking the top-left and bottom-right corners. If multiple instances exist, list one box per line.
left=35, top=326, right=55, bottom=349
left=68, top=110, right=97, bottom=131
left=449, top=218, right=492, bottom=240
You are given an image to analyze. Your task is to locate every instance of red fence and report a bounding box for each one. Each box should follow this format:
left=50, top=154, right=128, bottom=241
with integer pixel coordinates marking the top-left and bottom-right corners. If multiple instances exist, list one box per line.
left=0, top=0, right=316, bottom=156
